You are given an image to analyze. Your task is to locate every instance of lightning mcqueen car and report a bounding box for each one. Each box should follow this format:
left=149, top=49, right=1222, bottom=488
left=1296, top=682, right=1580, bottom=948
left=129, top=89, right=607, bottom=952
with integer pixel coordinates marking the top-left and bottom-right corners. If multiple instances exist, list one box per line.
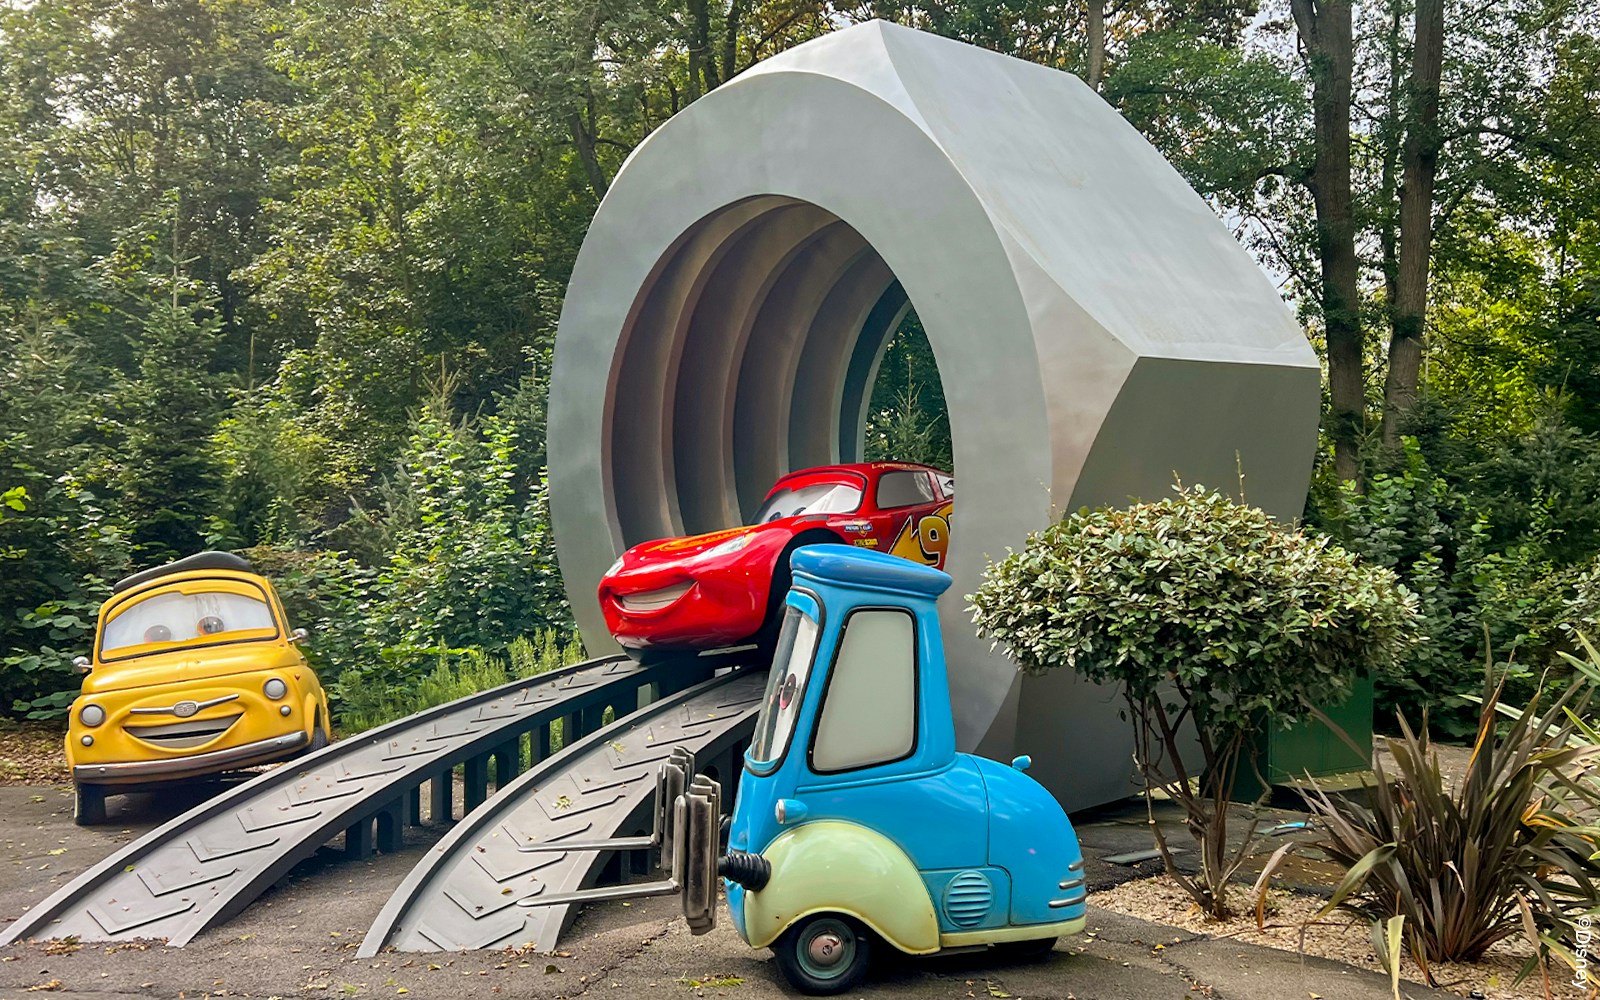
left=599, top=462, right=954, bottom=659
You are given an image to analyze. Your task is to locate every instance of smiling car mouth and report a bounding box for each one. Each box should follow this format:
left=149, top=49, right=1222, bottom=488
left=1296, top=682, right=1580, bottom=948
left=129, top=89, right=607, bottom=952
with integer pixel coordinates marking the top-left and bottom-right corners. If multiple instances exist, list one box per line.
left=615, top=582, right=694, bottom=614
left=124, top=714, right=243, bottom=750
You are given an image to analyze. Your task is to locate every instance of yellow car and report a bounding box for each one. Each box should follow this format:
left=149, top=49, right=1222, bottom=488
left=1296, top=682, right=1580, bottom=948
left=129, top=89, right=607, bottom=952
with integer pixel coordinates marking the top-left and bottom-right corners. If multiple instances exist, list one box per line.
left=66, top=551, right=331, bottom=825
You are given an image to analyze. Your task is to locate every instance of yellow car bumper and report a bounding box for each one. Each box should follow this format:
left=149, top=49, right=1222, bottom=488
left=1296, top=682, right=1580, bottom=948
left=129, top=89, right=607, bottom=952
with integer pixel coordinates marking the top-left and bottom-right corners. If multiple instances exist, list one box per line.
left=73, top=729, right=309, bottom=784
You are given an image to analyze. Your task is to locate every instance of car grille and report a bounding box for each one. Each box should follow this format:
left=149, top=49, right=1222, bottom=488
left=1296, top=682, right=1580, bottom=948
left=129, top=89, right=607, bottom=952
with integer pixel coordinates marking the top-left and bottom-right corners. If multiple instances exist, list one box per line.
left=943, top=870, right=993, bottom=927
left=616, top=582, right=692, bottom=613
left=124, top=714, right=243, bottom=750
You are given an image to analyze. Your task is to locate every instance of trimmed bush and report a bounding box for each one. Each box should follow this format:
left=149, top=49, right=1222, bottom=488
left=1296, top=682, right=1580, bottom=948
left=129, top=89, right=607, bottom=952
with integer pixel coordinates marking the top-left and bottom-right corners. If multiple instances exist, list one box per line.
left=971, top=485, right=1420, bottom=918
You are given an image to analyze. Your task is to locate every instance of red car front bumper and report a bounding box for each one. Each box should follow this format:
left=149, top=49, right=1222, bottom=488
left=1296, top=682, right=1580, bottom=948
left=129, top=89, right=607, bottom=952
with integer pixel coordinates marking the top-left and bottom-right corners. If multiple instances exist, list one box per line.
left=599, top=561, right=774, bottom=651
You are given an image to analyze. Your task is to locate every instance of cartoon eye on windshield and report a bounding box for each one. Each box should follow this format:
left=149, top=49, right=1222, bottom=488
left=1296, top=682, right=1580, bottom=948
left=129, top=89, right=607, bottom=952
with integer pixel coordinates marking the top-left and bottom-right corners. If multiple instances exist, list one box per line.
left=144, top=625, right=172, bottom=643
left=780, top=672, right=798, bottom=709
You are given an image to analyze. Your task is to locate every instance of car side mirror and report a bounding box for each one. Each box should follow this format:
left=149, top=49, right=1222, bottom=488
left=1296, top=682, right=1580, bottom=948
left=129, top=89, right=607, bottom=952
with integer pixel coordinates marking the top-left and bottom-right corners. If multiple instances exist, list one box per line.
left=291, top=627, right=309, bottom=644
left=73, top=656, right=91, bottom=673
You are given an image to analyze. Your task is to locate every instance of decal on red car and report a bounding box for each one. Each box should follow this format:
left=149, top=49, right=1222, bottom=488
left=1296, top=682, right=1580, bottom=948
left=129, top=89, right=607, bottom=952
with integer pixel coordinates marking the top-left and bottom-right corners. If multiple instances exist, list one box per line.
left=889, top=501, right=953, bottom=569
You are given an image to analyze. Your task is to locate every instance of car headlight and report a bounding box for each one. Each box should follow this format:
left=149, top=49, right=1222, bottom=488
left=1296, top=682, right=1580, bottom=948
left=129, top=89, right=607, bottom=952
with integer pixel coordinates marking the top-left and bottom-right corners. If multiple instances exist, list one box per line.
left=79, top=704, right=105, bottom=727
left=263, top=678, right=288, bottom=700
left=703, top=533, right=754, bottom=559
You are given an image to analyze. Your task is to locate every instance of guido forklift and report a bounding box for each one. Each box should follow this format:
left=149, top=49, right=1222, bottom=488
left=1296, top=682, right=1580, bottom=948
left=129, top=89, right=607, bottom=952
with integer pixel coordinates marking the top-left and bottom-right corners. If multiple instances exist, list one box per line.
left=557, top=545, right=1087, bottom=994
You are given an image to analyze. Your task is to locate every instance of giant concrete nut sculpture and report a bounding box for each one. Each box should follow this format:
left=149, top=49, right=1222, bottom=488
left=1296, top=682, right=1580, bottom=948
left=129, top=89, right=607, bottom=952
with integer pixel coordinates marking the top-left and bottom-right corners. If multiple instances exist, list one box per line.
left=549, top=20, right=1320, bottom=809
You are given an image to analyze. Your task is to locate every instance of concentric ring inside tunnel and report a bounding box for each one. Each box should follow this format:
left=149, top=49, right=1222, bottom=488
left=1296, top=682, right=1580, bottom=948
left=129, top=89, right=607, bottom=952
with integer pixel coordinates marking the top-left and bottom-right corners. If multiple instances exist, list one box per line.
left=607, top=197, right=912, bottom=546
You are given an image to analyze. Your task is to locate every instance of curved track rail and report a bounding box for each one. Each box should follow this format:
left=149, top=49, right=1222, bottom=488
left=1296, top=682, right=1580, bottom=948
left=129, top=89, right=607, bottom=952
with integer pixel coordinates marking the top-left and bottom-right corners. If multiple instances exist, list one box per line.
left=360, top=670, right=762, bottom=955
left=1, top=653, right=717, bottom=947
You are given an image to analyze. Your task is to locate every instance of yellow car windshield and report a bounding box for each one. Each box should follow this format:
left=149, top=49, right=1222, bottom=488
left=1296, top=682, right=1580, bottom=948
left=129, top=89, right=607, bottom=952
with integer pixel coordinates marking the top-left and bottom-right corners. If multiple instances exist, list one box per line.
left=101, top=581, right=279, bottom=659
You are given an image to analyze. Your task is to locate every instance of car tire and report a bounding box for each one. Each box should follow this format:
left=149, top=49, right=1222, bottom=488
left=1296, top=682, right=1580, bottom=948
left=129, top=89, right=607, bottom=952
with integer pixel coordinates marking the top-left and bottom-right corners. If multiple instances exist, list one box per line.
left=772, top=913, right=874, bottom=995
left=309, top=716, right=330, bottom=752
left=995, top=936, right=1057, bottom=961
left=757, top=532, right=842, bottom=661
left=73, top=782, right=107, bottom=826
left=635, top=646, right=687, bottom=666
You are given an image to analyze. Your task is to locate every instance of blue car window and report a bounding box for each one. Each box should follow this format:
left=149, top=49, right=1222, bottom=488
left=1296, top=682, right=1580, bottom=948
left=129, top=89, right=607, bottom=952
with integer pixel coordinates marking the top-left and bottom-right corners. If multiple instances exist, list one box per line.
left=749, top=606, right=820, bottom=767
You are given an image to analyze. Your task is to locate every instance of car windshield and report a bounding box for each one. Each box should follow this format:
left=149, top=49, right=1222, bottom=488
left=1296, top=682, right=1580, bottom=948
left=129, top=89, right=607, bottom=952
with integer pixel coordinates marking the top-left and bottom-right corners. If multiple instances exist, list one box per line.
left=753, top=480, right=863, bottom=523
left=748, top=605, right=820, bottom=767
left=101, top=584, right=278, bottom=659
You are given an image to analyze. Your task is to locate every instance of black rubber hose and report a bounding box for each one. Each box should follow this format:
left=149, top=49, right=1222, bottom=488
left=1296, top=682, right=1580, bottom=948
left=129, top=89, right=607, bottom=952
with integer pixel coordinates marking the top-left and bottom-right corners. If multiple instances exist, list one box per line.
left=717, top=850, right=772, bottom=891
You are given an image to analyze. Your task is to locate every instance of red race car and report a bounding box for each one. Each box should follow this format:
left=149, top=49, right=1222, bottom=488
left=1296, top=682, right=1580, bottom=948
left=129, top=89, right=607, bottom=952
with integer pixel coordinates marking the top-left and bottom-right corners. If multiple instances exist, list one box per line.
left=598, top=462, right=954, bottom=659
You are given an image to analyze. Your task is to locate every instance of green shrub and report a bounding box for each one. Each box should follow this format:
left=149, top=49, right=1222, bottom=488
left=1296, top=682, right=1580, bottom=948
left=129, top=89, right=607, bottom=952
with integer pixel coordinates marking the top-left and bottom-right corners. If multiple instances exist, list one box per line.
left=971, top=485, right=1419, bottom=918
left=0, top=476, right=132, bottom=719
left=1568, top=557, right=1600, bottom=642
left=1302, top=652, right=1600, bottom=982
left=333, top=629, right=585, bottom=734
left=508, top=630, right=586, bottom=679
left=241, top=545, right=376, bottom=680
left=1312, top=440, right=1591, bottom=736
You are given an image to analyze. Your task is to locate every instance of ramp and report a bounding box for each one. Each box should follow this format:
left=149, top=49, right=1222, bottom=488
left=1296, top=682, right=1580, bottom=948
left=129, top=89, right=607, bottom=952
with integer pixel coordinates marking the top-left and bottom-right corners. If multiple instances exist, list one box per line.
left=359, top=670, right=762, bottom=955
left=0, top=653, right=714, bottom=947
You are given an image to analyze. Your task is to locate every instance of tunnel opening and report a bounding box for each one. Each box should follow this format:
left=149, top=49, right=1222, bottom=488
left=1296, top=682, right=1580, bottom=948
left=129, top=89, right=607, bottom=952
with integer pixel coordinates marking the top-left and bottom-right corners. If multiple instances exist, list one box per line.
left=605, top=195, right=951, bottom=547
left=860, top=308, right=952, bottom=473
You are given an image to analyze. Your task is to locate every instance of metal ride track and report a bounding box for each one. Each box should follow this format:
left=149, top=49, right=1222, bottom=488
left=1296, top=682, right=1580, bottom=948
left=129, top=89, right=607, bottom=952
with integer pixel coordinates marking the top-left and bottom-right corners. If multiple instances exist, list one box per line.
left=359, top=670, right=762, bottom=955
left=0, top=653, right=729, bottom=948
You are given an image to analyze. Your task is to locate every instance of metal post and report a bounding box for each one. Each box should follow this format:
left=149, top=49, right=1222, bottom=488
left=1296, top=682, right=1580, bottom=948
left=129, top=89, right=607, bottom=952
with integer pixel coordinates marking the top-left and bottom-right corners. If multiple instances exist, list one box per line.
left=430, top=769, right=453, bottom=826
left=464, top=755, right=489, bottom=813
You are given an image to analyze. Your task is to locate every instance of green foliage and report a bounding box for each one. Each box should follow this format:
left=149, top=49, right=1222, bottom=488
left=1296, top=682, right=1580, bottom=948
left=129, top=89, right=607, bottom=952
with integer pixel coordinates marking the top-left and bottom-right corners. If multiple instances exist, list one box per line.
left=1303, top=658, right=1600, bottom=980
left=1312, top=428, right=1600, bottom=735
left=863, top=311, right=951, bottom=470
left=1, top=0, right=1597, bottom=745
left=239, top=546, right=375, bottom=682
left=972, top=485, right=1419, bottom=918
left=117, top=299, right=229, bottom=560
left=1569, top=558, right=1600, bottom=643
left=972, top=486, right=1418, bottom=728
left=377, top=387, right=566, bottom=651
left=1105, top=24, right=1307, bottom=201
left=243, top=381, right=571, bottom=729
left=0, top=476, right=131, bottom=719
left=334, top=630, right=584, bottom=734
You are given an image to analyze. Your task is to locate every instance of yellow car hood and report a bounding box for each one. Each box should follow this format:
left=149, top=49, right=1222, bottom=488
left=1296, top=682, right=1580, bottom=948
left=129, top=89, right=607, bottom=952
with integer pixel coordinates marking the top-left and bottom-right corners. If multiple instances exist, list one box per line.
left=83, top=643, right=302, bottom=696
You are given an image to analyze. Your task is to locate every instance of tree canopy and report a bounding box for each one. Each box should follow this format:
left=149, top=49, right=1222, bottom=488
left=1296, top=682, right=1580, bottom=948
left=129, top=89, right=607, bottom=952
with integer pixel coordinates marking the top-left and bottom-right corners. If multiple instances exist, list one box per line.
left=2, top=0, right=1597, bottom=726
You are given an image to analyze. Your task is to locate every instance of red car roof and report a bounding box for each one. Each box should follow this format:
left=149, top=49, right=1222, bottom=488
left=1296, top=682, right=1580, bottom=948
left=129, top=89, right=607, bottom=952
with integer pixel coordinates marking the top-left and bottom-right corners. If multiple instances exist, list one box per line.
left=767, top=461, right=947, bottom=492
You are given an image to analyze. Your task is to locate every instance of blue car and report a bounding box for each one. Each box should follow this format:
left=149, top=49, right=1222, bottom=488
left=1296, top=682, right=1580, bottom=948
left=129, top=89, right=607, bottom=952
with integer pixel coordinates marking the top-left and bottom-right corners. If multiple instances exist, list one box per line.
left=717, top=546, right=1088, bottom=994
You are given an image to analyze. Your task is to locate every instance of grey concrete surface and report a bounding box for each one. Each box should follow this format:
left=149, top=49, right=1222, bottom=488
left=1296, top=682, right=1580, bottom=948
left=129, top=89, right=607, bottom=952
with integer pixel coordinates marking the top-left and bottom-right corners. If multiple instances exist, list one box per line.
left=0, top=785, right=1452, bottom=999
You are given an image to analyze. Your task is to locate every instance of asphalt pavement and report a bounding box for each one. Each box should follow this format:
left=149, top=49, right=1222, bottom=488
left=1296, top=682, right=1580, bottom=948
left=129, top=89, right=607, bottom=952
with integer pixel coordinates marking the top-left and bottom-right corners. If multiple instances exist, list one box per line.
left=0, top=784, right=1452, bottom=999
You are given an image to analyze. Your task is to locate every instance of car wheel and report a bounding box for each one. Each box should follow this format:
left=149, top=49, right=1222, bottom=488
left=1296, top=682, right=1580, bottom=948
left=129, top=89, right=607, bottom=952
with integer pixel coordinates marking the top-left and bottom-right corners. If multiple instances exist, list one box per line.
left=309, top=716, right=330, bottom=752
left=758, top=532, right=842, bottom=660
left=635, top=646, right=687, bottom=666
left=773, top=913, right=873, bottom=995
left=73, top=783, right=107, bottom=826
left=995, top=936, right=1057, bottom=961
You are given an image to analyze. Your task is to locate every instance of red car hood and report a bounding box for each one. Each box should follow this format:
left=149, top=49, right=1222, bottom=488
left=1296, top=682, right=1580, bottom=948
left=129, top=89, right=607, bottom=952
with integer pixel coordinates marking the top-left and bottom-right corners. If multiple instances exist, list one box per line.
left=624, top=525, right=759, bottom=562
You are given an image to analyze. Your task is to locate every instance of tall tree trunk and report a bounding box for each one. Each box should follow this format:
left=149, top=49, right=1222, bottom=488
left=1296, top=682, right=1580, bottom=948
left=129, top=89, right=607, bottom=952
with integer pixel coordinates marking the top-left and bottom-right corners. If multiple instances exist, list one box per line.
left=568, top=100, right=608, bottom=200
left=1377, top=0, right=1404, bottom=317
left=720, top=0, right=744, bottom=85
left=1086, top=0, right=1105, bottom=91
left=689, top=0, right=717, bottom=95
left=686, top=0, right=706, bottom=99
left=1292, top=0, right=1363, bottom=483
left=1382, top=0, right=1445, bottom=447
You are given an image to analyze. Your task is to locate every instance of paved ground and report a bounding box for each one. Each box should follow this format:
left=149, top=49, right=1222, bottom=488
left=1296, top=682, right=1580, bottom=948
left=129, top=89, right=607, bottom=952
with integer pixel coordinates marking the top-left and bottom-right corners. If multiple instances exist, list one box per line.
left=0, top=783, right=1454, bottom=999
